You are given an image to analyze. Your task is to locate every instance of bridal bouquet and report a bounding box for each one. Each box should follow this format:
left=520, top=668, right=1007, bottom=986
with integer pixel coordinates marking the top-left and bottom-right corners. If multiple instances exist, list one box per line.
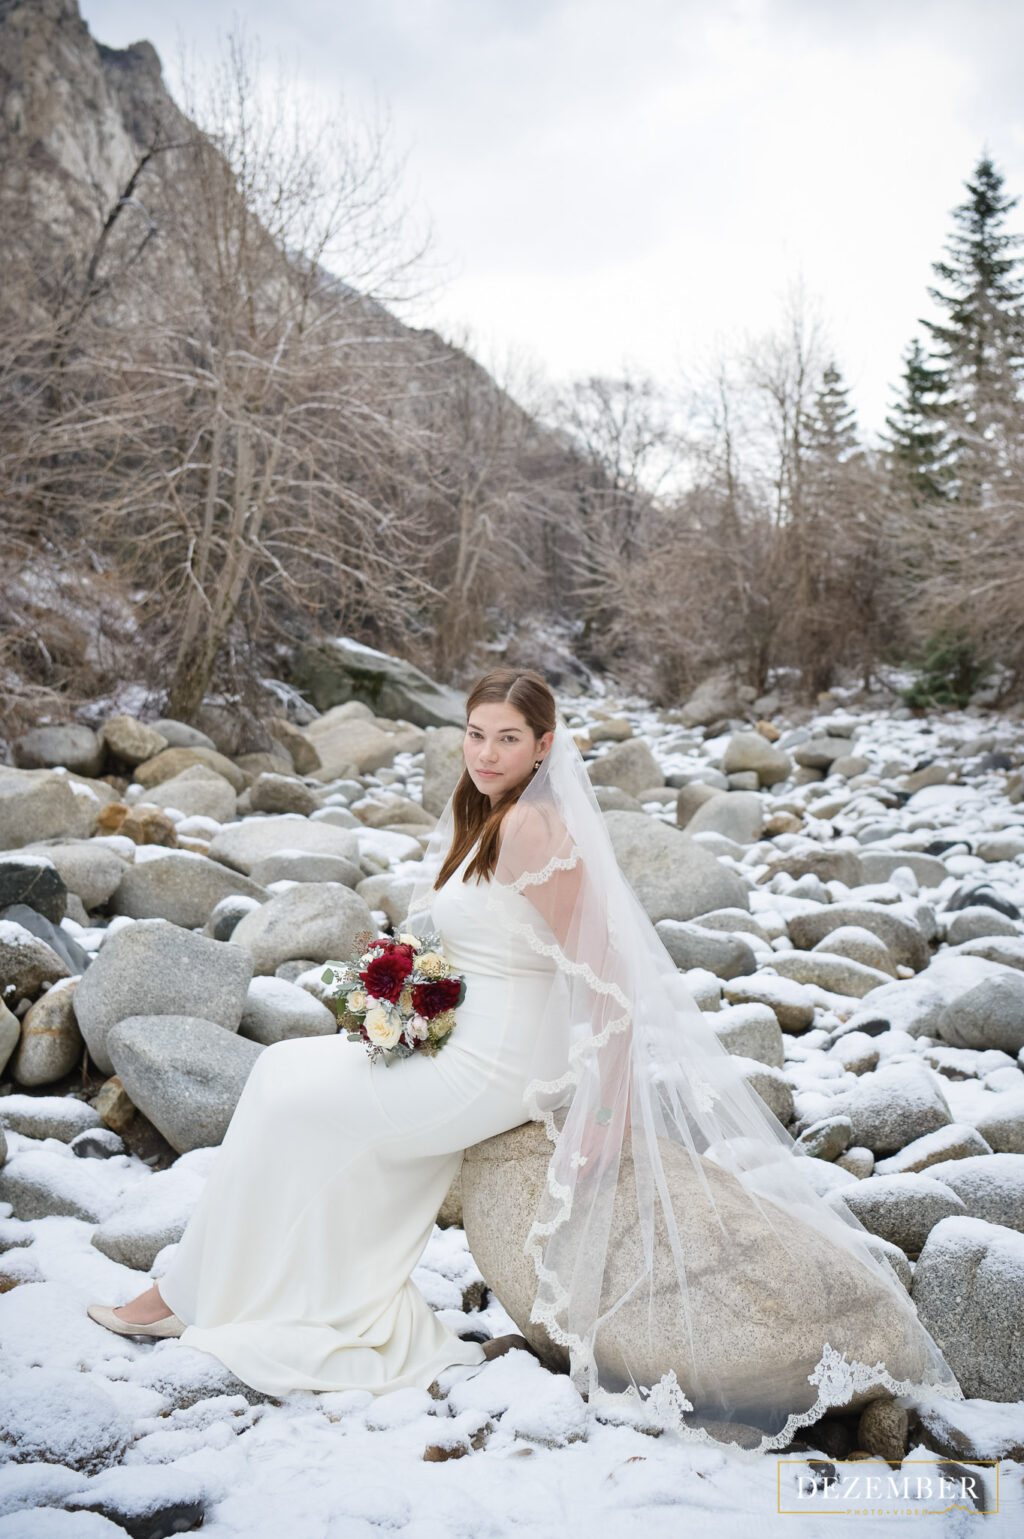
left=321, top=929, right=466, bottom=1066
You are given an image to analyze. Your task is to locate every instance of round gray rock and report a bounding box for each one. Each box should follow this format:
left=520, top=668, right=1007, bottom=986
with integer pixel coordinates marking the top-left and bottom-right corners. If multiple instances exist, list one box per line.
left=73, top=918, right=253, bottom=1075
left=656, top=919, right=757, bottom=980
left=10, top=977, right=83, bottom=1086
left=107, top=1015, right=265, bottom=1153
left=228, top=881, right=376, bottom=975
left=603, top=811, right=749, bottom=924
left=937, top=973, right=1024, bottom=1055
left=912, top=1215, right=1024, bottom=1400
left=110, top=850, right=267, bottom=929
left=239, top=976, right=337, bottom=1044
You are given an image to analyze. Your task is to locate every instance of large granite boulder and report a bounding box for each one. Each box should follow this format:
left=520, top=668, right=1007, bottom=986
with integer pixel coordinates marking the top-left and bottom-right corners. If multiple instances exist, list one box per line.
left=587, top=739, right=664, bottom=799
left=73, top=919, right=253, bottom=1075
left=110, top=850, right=267, bottom=930
left=603, top=811, right=749, bottom=924
left=684, top=791, right=765, bottom=844
left=462, top=1119, right=935, bottom=1419
left=721, top=732, right=792, bottom=787
left=786, top=903, right=930, bottom=972
left=912, top=1215, right=1024, bottom=1401
left=20, top=839, right=127, bottom=911
left=134, top=746, right=247, bottom=793
left=0, top=771, right=94, bottom=850
left=0, top=854, right=67, bottom=923
left=292, top=636, right=467, bottom=726
left=107, top=1015, right=264, bottom=1153
left=12, top=724, right=104, bottom=776
left=100, top=716, right=169, bottom=766
left=421, top=726, right=466, bottom=817
left=228, top=882, right=376, bottom=975
left=208, top=815, right=360, bottom=877
left=935, top=973, right=1024, bottom=1055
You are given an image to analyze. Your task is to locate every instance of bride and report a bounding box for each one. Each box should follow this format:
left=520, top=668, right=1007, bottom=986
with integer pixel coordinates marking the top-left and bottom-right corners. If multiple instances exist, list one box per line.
left=89, top=667, right=965, bottom=1458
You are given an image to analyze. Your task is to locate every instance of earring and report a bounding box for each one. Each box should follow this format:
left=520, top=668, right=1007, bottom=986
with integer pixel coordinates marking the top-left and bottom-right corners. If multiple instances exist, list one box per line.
left=533, top=760, right=541, bottom=771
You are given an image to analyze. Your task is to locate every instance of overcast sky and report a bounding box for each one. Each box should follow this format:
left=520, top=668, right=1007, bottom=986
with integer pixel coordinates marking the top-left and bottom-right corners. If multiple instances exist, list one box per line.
left=80, top=0, right=1024, bottom=438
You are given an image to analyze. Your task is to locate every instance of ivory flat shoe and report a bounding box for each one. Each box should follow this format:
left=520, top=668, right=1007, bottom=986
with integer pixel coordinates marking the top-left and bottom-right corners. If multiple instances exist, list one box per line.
left=87, top=1303, right=186, bottom=1338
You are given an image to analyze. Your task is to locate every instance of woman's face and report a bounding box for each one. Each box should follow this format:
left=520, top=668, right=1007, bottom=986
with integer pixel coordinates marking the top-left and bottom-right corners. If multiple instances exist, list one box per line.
left=464, top=702, right=553, bottom=804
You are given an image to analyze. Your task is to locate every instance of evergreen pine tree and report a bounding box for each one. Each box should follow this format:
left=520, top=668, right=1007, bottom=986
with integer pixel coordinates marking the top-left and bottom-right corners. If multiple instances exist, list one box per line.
left=882, top=336, right=950, bottom=502
left=920, top=152, right=1024, bottom=503
left=803, top=360, right=860, bottom=464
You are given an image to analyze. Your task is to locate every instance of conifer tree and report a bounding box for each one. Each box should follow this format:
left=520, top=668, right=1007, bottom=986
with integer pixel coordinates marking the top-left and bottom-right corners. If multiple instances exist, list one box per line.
left=882, top=336, right=950, bottom=502
left=803, top=360, right=860, bottom=464
left=920, top=153, right=1024, bottom=503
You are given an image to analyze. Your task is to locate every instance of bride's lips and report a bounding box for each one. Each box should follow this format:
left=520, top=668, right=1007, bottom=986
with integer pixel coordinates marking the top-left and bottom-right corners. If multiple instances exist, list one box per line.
left=477, top=769, right=501, bottom=778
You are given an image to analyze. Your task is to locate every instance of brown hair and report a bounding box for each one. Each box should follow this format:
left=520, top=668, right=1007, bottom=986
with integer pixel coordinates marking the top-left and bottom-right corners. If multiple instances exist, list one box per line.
left=433, top=667, right=557, bottom=889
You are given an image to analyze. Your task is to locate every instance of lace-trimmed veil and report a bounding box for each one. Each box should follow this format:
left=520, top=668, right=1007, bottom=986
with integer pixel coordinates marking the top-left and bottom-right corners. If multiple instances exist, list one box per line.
left=404, top=716, right=965, bottom=1459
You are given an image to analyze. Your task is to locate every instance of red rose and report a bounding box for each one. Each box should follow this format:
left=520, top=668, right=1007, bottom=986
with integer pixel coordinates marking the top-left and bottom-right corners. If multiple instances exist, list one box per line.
left=411, top=978, right=461, bottom=1020
left=359, top=948, right=414, bottom=1003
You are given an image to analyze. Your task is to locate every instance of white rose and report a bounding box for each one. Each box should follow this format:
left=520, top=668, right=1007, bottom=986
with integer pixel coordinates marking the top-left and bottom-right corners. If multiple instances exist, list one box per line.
left=347, top=989, right=367, bottom=1013
left=364, top=1004, right=401, bottom=1049
left=398, top=932, right=422, bottom=949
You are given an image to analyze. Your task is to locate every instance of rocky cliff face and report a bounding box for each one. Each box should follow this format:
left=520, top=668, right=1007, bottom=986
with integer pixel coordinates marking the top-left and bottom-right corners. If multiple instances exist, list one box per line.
left=0, top=0, right=188, bottom=251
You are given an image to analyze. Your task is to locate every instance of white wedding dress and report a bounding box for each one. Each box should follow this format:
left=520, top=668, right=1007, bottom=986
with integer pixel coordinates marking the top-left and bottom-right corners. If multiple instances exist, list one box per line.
left=157, top=844, right=566, bottom=1396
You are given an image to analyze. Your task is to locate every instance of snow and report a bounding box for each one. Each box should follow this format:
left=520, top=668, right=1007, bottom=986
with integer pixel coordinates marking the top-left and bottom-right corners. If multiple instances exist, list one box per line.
left=5, top=690, right=1024, bottom=1532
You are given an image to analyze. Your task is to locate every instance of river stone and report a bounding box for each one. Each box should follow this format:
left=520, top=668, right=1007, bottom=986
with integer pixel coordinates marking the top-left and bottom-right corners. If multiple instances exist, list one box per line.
left=307, top=713, right=408, bottom=780
left=100, top=716, right=169, bottom=766
left=828, top=1060, right=954, bottom=1156
left=10, top=977, right=83, bottom=1086
left=91, top=1154, right=210, bottom=1270
left=874, top=1123, right=994, bottom=1176
left=239, top=976, right=337, bottom=1044
left=0, top=1147, right=122, bottom=1223
left=421, top=726, right=467, bottom=817
left=73, top=918, right=253, bottom=1075
left=603, top=811, right=748, bottom=924
left=2, top=904, right=89, bottom=976
left=655, top=920, right=757, bottom=979
left=0, top=1000, right=19, bottom=1076
left=0, top=854, right=67, bottom=923
left=228, top=882, right=376, bottom=975
left=721, top=974, right=816, bottom=1032
left=936, top=973, right=1024, bottom=1055
left=787, top=904, right=929, bottom=972
left=675, top=783, right=725, bottom=828
left=813, top=925, right=898, bottom=977
left=732, top=1057, right=793, bottom=1122
left=293, top=636, right=466, bottom=726
left=150, top=719, right=217, bottom=750
left=765, top=951, right=894, bottom=998
left=796, top=1116, right=854, bottom=1161
left=110, top=850, right=267, bottom=929
left=107, top=1015, right=264, bottom=1153
left=13, top=724, right=104, bottom=776
left=208, top=816, right=360, bottom=876
left=249, top=773, right=317, bottom=817
left=829, top=1173, right=966, bottom=1258
left=20, top=839, right=128, bottom=911
left=0, top=1093, right=102, bottom=1141
left=761, top=848, right=865, bottom=887
left=134, top=746, right=247, bottom=793
left=141, top=766, right=237, bottom=823
left=684, top=791, right=765, bottom=844
left=0, top=772, right=94, bottom=850
left=363, top=874, right=420, bottom=929
left=462, top=1118, right=935, bottom=1419
left=972, top=1091, right=1024, bottom=1154
left=721, top=732, right=791, bottom=787
left=0, top=919, right=71, bottom=1004
left=710, top=1003, right=784, bottom=1067
left=912, top=1215, right=1024, bottom=1400
left=588, top=739, right=664, bottom=799
left=792, top=737, right=857, bottom=770
left=922, top=1154, right=1024, bottom=1233
left=947, top=936, right=1024, bottom=971
left=247, top=850, right=362, bottom=888
left=945, top=906, right=1021, bottom=945
left=858, top=851, right=949, bottom=887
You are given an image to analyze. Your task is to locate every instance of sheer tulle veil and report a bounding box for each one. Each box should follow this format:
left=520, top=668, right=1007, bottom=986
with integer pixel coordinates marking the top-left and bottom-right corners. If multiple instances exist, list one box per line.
left=404, top=714, right=965, bottom=1459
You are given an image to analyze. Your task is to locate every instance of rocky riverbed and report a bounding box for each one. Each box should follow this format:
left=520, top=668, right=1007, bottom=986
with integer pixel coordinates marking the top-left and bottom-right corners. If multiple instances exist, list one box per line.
left=1, top=663, right=1023, bottom=1532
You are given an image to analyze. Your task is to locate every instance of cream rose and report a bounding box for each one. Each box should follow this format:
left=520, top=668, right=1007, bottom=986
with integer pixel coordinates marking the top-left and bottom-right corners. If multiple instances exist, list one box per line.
left=347, top=989, right=367, bottom=1013
left=364, top=1005, right=402, bottom=1049
left=416, top=951, right=448, bottom=979
left=398, top=932, right=421, bottom=949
